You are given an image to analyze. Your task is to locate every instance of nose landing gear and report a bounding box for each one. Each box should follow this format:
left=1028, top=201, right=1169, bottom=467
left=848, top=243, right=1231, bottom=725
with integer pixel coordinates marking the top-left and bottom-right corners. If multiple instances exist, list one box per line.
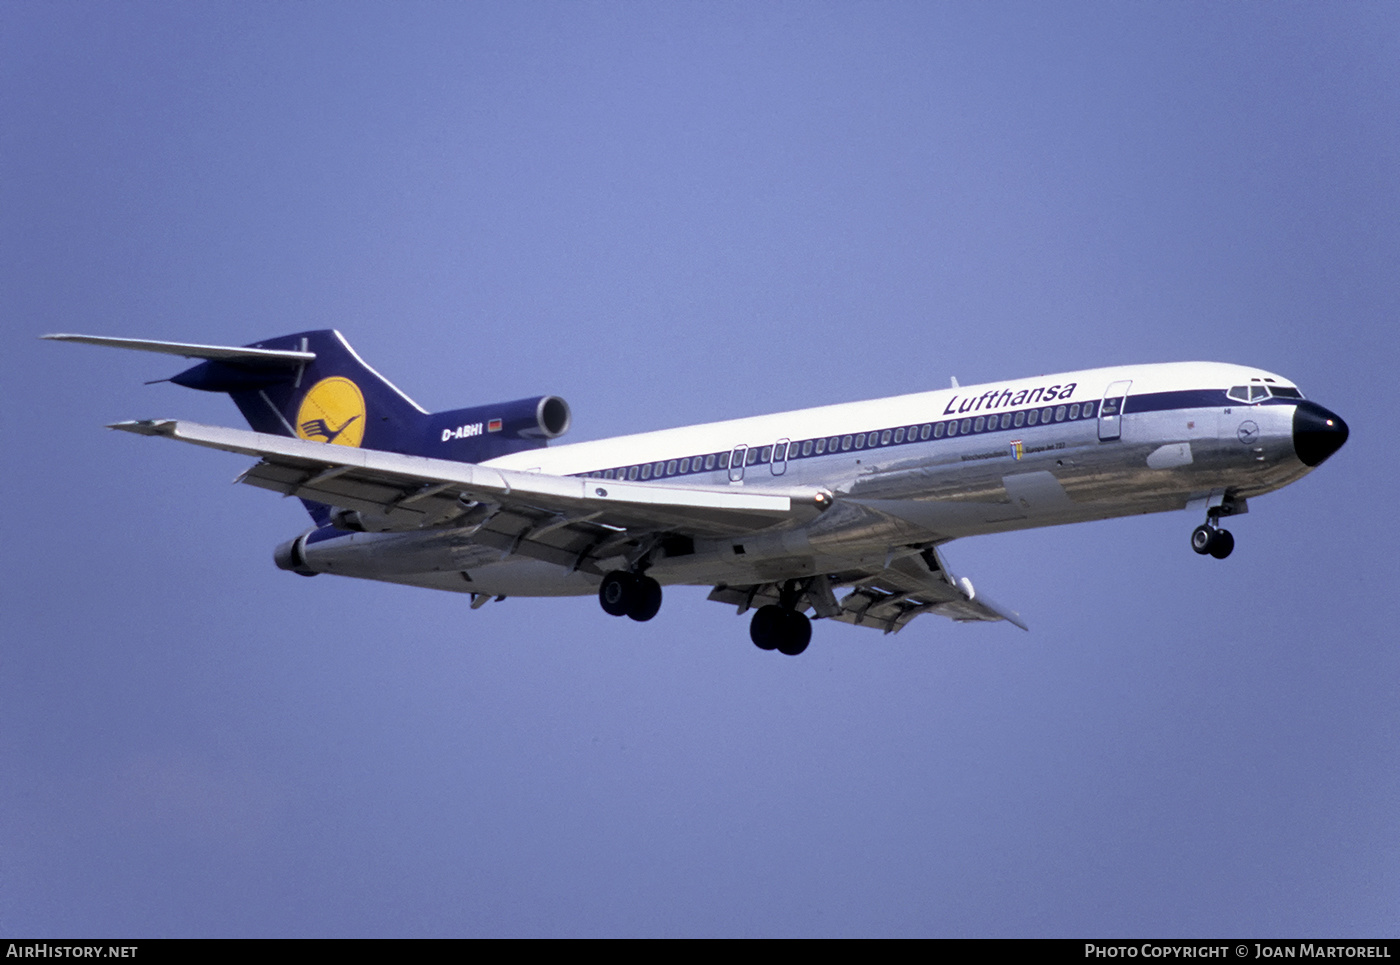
left=1189, top=491, right=1245, bottom=560
left=1190, top=523, right=1235, bottom=559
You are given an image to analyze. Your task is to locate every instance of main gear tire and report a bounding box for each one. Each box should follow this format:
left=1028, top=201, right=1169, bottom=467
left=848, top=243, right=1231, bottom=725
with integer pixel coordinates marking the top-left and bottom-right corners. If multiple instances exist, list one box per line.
left=775, top=609, right=812, bottom=656
left=598, top=571, right=636, bottom=617
left=627, top=576, right=663, bottom=622
left=749, top=605, right=784, bottom=650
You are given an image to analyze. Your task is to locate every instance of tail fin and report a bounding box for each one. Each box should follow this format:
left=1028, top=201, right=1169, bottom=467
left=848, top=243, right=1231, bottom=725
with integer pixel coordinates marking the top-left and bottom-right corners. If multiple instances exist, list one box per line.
left=46, top=329, right=572, bottom=520
left=169, top=330, right=427, bottom=453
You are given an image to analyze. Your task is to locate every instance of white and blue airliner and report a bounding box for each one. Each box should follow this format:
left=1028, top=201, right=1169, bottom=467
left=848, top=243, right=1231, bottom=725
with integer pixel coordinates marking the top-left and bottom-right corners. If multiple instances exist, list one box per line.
left=48, top=330, right=1348, bottom=655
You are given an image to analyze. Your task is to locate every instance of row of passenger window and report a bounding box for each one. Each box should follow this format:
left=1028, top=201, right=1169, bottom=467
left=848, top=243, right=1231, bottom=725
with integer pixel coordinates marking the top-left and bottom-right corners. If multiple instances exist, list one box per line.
left=579, top=400, right=1101, bottom=482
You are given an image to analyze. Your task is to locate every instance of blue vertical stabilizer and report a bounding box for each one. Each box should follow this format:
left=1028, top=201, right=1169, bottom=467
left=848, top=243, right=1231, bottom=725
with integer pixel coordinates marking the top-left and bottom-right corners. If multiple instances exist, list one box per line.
left=50, top=329, right=571, bottom=523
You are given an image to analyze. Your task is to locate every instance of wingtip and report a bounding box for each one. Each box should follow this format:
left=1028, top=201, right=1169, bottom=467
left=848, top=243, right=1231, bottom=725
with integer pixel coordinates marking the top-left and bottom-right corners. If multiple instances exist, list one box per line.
left=107, top=419, right=175, bottom=437
left=994, top=603, right=1029, bottom=631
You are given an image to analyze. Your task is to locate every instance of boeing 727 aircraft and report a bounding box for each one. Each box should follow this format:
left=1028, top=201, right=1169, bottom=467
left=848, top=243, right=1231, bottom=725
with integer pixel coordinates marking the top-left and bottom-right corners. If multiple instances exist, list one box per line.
left=47, top=330, right=1348, bottom=655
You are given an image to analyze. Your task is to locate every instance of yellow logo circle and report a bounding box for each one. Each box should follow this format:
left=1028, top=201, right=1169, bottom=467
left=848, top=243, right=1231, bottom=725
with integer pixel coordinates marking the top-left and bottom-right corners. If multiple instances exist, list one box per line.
left=295, top=377, right=365, bottom=447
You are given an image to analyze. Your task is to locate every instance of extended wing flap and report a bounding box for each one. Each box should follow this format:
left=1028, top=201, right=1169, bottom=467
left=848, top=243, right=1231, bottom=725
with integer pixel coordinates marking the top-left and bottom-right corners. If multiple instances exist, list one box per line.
left=235, top=459, right=613, bottom=571
left=236, top=460, right=441, bottom=522
left=110, top=419, right=809, bottom=540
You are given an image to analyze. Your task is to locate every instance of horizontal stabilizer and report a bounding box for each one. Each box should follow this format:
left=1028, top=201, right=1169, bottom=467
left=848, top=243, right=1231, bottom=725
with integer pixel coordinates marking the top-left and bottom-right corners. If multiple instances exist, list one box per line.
left=42, top=334, right=315, bottom=366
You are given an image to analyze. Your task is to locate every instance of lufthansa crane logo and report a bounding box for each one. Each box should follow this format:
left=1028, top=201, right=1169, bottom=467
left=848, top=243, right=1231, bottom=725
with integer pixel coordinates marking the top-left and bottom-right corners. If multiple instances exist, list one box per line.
left=296, top=377, right=365, bottom=447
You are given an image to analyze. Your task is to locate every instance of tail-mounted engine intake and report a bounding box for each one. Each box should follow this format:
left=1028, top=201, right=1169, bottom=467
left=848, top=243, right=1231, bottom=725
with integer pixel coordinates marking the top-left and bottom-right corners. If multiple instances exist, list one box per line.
left=427, top=395, right=572, bottom=460
left=523, top=396, right=572, bottom=439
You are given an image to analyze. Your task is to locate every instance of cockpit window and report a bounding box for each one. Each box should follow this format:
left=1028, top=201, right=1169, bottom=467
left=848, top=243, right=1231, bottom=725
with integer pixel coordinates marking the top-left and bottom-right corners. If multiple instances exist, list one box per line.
left=1228, top=383, right=1303, bottom=403
left=1229, top=383, right=1308, bottom=403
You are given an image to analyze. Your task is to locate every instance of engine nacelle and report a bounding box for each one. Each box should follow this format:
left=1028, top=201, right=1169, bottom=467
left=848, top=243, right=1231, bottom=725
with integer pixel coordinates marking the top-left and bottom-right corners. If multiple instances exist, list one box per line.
left=427, top=395, right=572, bottom=462
left=516, top=395, right=572, bottom=440
left=273, top=533, right=318, bottom=577
left=431, top=395, right=571, bottom=443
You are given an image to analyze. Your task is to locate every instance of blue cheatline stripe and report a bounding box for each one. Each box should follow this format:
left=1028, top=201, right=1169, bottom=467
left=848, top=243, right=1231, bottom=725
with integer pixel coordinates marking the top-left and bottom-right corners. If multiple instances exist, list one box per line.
left=568, top=387, right=1282, bottom=483
left=1124, top=389, right=1223, bottom=414
left=1126, top=388, right=1299, bottom=414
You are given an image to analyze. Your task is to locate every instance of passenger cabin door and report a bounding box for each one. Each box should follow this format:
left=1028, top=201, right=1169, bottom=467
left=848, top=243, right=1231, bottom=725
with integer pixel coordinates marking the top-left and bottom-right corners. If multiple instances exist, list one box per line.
left=1098, top=380, right=1132, bottom=441
left=729, top=444, right=748, bottom=482
left=770, top=438, right=789, bottom=476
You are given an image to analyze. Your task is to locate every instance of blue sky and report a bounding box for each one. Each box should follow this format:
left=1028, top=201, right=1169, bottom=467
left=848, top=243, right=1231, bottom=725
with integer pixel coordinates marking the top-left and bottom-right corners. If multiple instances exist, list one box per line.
left=4, top=1, right=1397, bottom=937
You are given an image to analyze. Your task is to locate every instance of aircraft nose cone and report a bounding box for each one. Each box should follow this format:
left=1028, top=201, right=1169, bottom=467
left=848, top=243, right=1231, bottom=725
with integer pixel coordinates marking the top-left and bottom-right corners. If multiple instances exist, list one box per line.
left=1292, top=400, right=1349, bottom=467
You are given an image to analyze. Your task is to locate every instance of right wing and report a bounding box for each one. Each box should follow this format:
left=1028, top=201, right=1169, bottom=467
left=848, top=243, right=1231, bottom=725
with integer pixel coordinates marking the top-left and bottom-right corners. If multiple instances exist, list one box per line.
left=708, top=544, right=1026, bottom=634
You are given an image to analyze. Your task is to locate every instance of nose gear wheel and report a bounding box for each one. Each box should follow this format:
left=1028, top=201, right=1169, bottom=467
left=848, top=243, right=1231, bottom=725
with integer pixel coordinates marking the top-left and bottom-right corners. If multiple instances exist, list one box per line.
left=1190, top=524, right=1234, bottom=559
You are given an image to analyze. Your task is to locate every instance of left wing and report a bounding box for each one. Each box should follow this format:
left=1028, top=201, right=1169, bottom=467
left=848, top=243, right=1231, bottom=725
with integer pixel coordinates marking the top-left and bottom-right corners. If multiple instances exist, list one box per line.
left=707, top=544, right=1027, bottom=634
left=112, top=419, right=825, bottom=573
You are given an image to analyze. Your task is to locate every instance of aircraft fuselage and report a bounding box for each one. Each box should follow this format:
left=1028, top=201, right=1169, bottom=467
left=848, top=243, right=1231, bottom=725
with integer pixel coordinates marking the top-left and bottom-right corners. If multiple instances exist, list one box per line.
left=298, top=360, right=1345, bottom=599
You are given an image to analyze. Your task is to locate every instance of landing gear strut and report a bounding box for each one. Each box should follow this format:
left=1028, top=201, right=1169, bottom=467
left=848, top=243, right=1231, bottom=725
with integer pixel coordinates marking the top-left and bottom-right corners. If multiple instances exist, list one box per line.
left=748, top=580, right=813, bottom=656
left=1190, top=523, right=1234, bottom=560
left=598, top=570, right=663, bottom=621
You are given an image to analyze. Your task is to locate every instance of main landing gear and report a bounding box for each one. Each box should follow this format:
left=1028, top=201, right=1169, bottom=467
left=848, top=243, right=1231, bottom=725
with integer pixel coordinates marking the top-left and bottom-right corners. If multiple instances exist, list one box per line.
left=1191, top=523, right=1234, bottom=560
left=749, top=605, right=812, bottom=656
left=748, top=580, right=813, bottom=656
left=598, top=570, right=663, bottom=622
